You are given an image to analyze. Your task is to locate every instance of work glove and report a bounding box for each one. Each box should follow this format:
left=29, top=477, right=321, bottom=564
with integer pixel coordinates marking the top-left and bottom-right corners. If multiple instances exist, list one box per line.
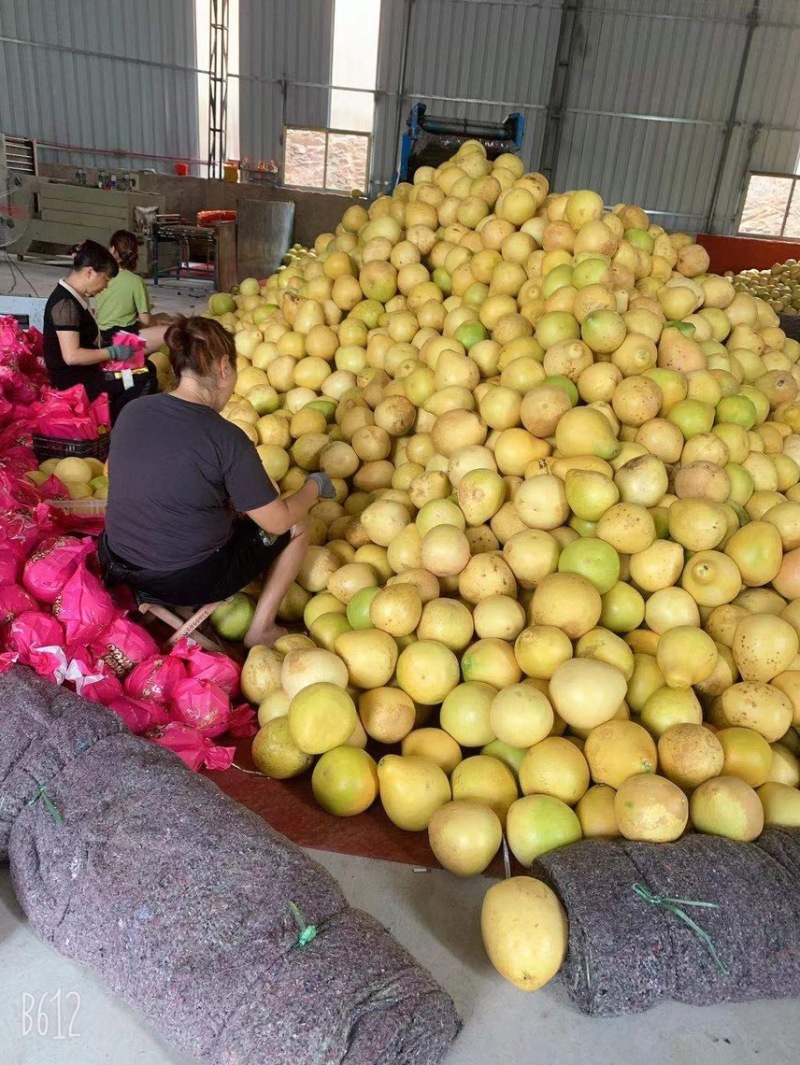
left=105, top=344, right=138, bottom=363
left=306, top=472, right=336, bottom=499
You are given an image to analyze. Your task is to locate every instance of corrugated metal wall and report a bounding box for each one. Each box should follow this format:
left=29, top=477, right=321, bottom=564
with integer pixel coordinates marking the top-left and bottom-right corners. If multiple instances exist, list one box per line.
left=237, top=0, right=334, bottom=166
left=374, top=0, right=563, bottom=193
left=2, top=0, right=800, bottom=233
left=0, top=0, right=201, bottom=172
left=372, top=0, right=800, bottom=231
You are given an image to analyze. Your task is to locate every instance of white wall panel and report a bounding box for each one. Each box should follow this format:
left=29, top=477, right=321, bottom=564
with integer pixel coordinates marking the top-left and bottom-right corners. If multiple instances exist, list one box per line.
left=0, top=0, right=200, bottom=172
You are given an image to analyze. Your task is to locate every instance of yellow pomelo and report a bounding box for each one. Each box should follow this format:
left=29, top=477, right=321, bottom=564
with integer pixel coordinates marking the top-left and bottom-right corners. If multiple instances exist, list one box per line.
left=575, top=784, right=620, bottom=838
left=251, top=718, right=314, bottom=779
left=312, top=746, right=379, bottom=816
left=584, top=720, right=657, bottom=790
left=288, top=682, right=357, bottom=755
left=489, top=683, right=554, bottom=748
left=614, top=773, right=689, bottom=842
left=657, top=724, right=725, bottom=790
left=377, top=754, right=451, bottom=831
left=401, top=728, right=463, bottom=775
left=481, top=877, right=568, bottom=990
left=506, top=794, right=582, bottom=865
left=518, top=737, right=590, bottom=805
left=690, top=775, right=764, bottom=840
left=451, top=755, right=519, bottom=825
left=429, top=800, right=503, bottom=876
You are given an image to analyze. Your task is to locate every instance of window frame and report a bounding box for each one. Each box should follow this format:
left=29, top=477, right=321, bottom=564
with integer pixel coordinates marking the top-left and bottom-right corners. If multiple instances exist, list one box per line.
left=281, top=125, right=373, bottom=194
left=738, top=171, right=800, bottom=239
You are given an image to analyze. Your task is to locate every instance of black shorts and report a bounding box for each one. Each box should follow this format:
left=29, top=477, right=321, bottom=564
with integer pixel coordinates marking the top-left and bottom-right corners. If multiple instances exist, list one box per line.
left=100, top=322, right=141, bottom=346
left=99, top=520, right=291, bottom=608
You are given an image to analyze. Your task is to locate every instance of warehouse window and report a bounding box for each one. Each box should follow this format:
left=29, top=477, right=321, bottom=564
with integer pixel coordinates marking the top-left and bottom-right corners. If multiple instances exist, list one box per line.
left=283, top=128, right=371, bottom=193
left=196, top=0, right=240, bottom=174
left=739, top=173, right=800, bottom=239
left=330, top=0, right=381, bottom=134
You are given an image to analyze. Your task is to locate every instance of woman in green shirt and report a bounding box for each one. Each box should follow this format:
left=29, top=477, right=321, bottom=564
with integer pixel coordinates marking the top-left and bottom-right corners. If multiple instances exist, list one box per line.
left=96, top=230, right=167, bottom=352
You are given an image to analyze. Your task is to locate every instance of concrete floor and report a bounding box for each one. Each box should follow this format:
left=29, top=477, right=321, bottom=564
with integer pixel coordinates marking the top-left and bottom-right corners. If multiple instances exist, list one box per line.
left=2, top=257, right=799, bottom=1063
left=2, top=849, right=799, bottom=1065
left=0, top=257, right=210, bottom=318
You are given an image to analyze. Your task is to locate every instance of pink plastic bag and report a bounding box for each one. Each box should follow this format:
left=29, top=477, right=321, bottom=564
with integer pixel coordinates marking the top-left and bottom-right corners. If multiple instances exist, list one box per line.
left=0, top=548, right=23, bottom=585
left=147, top=722, right=235, bottom=772
left=124, top=653, right=186, bottom=705
left=99, top=331, right=146, bottom=371
left=0, top=584, right=38, bottom=625
left=228, top=702, right=258, bottom=738
left=5, top=610, right=68, bottom=683
left=170, top=637, right=241, bottom=697
left=65, top=649, right=124, bottom=705
left=53, top=562, right=116, bottom=642
left=108, top=695, right=170, bottom=735
left=91, top=615, right=159, bottom=678
left=170, top=676, right=232, bottom=738
left=22, top=535, right=93, bottom=603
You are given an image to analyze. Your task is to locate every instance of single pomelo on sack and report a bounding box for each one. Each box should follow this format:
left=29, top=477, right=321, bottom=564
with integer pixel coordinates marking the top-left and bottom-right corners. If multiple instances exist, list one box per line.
left=548, top=658, right=628, bottom=730
left=53, top=456, right=93, bottom=485
left=451, top=755, right=519, bottom=825
left=288, top=682, right=357, bottom=755
left=481, top=877, right=568, bottom=991
left=576, top=784, right=620, bottom=838
left=489, top=683, right=554, bottom=748
left=358, top=687, right=416, bottom=744
left=757, top=782, right=800, bottom=828
left=716, top=726, right=773, bottom=787
left=401, top=728, right=463, bottom=775
left=428, top=800, right=503, bottom=877
left=312, top=746, right=379, bottom=816
left=241, top=645, right=284, bottom=702
left=280, top=646, right=349, bottom=699
left=377, top=754, right=451, bottom=831
left=518, top=737, right=591, bottom=805
left=584, top=720, right=657, bottom=789
left=614, top=773, right=689, bottom=842
left=657, top=724, right=725, bottom=790
left=251, top=717, right=314, bottom=779
left=506, top=794, right=582, bottom=865
left=690, top=776, right=764, bottom=841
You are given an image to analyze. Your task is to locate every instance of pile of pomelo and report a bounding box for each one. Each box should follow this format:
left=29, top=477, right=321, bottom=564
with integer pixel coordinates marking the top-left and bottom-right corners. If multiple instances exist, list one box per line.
left=203, top=143, right=800, bottom=972
left=26, top=456, right=108, bottom=500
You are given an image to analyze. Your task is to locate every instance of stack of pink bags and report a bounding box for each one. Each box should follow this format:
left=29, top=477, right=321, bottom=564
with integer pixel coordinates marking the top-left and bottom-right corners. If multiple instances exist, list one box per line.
left=0, top=316, right=254, bottom=771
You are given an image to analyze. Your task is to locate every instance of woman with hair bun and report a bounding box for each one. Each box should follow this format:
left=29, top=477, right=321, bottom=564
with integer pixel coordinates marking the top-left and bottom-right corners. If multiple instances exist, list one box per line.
left=96, top=229, right=167, bottom=351
left=99, top=315, right=330, bottom=647
left=41, top=239, right=157, bottom=421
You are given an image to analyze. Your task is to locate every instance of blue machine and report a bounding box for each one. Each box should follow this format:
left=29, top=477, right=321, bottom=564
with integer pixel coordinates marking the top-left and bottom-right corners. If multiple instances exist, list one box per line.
left=394, top=102, right=525, bottom=188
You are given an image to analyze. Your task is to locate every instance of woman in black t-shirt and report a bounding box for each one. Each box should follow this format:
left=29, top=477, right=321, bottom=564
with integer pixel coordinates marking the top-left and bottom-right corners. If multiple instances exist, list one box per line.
left=42, top=240, right=157, bottom=422
left=99, top=316, right=334, bottom=647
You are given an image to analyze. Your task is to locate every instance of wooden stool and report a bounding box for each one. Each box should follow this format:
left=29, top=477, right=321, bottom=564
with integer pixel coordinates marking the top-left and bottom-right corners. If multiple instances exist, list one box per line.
left=138, top=598, right=231, bottom=653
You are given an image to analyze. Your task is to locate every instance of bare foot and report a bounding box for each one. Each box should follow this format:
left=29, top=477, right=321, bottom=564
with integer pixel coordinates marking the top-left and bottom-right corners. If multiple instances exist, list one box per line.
left=244, top=623, right=288, bottom=649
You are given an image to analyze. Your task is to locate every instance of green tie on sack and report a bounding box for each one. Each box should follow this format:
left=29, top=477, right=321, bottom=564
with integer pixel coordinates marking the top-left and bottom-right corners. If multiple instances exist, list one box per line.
left=632, top=883, right=729, bottom=977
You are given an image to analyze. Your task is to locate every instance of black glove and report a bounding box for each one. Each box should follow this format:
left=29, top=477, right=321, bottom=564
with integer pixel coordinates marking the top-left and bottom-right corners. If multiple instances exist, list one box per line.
left=106, top=344, right=137, bottom=363
left=307, top=472, right=336, bottom=499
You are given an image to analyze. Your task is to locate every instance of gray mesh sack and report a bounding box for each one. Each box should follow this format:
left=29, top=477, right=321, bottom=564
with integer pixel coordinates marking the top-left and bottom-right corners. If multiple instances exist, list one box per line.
left=1, top=668, right=461, bottom=1065
left=534, top=830, right=800, bottom=1018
